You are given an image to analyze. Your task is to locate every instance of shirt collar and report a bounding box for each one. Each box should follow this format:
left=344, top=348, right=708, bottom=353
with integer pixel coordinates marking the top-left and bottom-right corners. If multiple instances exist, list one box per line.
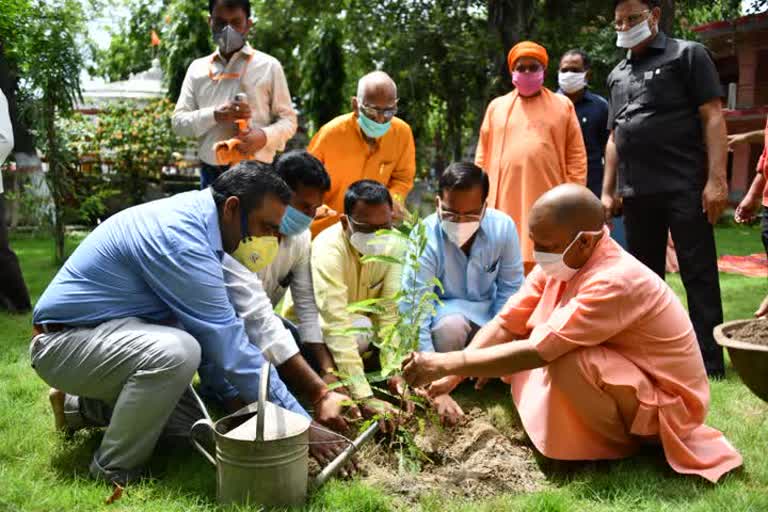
left=202, top=188, right=224, bottom=255
left=212, top=43, right=255, bottom=63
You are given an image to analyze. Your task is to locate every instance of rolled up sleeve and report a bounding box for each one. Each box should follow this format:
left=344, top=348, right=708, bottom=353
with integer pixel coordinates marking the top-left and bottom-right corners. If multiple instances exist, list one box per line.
left=529, top=278, right=634, bottom=363
left=495, top=268, right=547, bottom=337
left=222, top=254, right=299, bottom=366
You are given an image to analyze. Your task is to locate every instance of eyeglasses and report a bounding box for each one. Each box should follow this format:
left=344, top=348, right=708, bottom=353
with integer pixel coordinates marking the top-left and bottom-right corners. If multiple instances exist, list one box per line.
left=348, top=216, right=392, bottom=234
left=614, top=10, right=650, bottom=30
left=357, top=100, right=398, bottom=121
left=438, top=202, right=485, bottom=223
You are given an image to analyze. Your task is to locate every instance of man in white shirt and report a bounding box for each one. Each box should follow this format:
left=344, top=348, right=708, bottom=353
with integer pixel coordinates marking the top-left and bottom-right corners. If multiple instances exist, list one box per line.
left=0, top=88, right=31, bottom=313
left=202, top=151, right=366, bottom=434
left=172, top=0, right=297, bottom=188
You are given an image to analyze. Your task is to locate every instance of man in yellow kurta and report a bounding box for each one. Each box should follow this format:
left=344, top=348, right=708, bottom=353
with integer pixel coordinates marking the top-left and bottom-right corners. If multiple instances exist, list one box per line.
left=308, top=71, right=416, bottom=237
left=283, top=180, right=402, bottom=422
left=476, top=41, right=587, bottom=272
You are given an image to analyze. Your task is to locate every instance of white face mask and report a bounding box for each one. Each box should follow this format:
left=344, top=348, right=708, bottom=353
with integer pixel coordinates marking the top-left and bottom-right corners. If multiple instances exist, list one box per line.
left=349, top=231, right=390, bottom=256
left=442, top=220, right=480, bottom=248
left=558, top=71, right=588, bottom=94
left=616, top=18, right=653, bottom=49
left=533, top=230, right=603, bottom=282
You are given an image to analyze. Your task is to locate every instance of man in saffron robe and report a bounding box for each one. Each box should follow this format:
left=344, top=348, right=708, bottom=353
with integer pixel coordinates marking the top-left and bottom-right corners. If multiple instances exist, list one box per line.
left=475, top=41, right=587, bottom=273
left=403, top=184, right=743, bottom=484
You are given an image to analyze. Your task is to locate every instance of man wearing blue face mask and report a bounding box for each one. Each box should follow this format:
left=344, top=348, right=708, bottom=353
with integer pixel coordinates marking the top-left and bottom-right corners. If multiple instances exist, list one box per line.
left=172, top=0, right=297, bottom=188
left=307, top=71, right=416, bottom=237
left=401, top=162, right=524, bottom=426
left=209, top=152, right=366, bottom=443
left=603, top=0, right=729, bottom=378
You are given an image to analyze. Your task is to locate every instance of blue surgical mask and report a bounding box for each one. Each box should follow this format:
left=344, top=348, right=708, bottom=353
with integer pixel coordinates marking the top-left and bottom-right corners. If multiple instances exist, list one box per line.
left=279, top=205, right=313, bottom=237
left=357, top=110, right=391, bottom=139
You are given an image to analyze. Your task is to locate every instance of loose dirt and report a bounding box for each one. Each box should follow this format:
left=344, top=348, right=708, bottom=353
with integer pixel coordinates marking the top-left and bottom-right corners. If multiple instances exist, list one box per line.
left=360, top=407, right=545, bottom=501
left=731, top=320, right=768, bottom=347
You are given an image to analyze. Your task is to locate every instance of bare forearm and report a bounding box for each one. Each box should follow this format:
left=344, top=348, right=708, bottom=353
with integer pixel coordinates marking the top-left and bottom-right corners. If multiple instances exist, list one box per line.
left=277, top=353, right=327, bottom=403
left=738, top=130, right=765, bottom=145
left=466, top=320, right=516, bottom=350
left=441, top=339, right=546, bottom=378
left=304, top=343, right=337, bottom=378
left=705, top=122, right=728, bottom=182
left=745, top=173, right=767, bottom=202
left=602, top=132, right=618, bottom=197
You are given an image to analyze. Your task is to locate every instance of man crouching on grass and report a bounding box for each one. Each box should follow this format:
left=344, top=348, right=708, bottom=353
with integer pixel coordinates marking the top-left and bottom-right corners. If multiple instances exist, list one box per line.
left=31, top=162, right=349, bottom=486
left=403, top=184, right=742, bottom=483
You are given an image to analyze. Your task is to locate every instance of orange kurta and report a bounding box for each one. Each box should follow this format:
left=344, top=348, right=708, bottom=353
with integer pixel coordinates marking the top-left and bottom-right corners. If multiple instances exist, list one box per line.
left=308, top=113, right=416, bottom=237
left=496, top=229, right=742, bottom=483
left=475, top=88, right=587, bottom=268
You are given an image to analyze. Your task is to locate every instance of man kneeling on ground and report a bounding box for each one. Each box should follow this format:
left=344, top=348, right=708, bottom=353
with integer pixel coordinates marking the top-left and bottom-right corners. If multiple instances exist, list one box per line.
left=403, top=184, right=742, bottom=483
left=31, top=162, right=347, bottom=486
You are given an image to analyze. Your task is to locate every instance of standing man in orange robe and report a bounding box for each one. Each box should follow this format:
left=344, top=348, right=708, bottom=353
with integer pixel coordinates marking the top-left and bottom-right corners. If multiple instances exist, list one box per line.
left=308, top=71, right=416, bottom=237
left=476, top=41, right=587, bottom=273
left=403, top=184, right=742, bottom=484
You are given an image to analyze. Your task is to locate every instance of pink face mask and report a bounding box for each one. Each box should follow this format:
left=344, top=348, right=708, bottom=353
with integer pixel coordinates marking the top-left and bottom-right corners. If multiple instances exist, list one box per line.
left=512, top=70, right=545, bottom=97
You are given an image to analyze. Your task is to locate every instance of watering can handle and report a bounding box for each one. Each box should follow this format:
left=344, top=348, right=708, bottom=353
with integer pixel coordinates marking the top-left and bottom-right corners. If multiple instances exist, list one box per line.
left=190, top=418, right=217, bottom=467
left=256, top=361, right=271, bottom=442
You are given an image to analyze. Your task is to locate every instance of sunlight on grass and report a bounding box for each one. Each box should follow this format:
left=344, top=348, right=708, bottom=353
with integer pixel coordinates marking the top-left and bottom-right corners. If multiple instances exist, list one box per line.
left=1, top=225, right=767, bottom=511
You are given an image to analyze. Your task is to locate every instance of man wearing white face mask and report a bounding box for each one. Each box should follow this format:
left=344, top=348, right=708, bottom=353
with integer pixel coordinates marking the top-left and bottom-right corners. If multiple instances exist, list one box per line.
left=285, top=180, right=405, bottom=425
left=603, top=0, right=729, bottom=378
left=403, top=184, right=742, bottom=484
left=172, top=0, right=297, bottom=188
left=401, top=162, right=523, bottom=425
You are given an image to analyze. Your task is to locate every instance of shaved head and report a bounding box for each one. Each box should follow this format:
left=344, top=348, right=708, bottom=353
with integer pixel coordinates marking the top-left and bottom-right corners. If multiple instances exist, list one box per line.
left=529, top=184, right=606, bottom=269
left=531, top=184, right=604, bottom=237
left=356, top=71, right=397, bottom=103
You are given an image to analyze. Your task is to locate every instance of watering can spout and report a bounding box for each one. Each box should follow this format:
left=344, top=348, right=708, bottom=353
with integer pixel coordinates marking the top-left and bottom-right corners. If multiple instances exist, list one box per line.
left=312, top=422, right=380, bottom=489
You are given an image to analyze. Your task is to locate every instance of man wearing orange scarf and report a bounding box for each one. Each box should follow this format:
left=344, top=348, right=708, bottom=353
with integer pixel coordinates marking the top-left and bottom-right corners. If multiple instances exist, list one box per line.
left=475, top=41, right=587, bottom=273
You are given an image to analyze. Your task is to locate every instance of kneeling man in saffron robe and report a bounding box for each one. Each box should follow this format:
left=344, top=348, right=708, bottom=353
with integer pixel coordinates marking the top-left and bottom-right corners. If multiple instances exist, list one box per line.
left=403, top=184, right=742, bottom=483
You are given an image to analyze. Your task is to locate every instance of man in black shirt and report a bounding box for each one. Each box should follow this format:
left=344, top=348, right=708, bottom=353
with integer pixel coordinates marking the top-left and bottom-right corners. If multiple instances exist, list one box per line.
left=602, top=0, right=729, bottom=378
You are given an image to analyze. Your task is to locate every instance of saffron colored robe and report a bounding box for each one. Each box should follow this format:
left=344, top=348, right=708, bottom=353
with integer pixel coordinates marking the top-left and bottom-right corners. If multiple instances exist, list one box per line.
left=496, top=229, right=742, bottom=483
left=475, top=88, right=587, bottom=271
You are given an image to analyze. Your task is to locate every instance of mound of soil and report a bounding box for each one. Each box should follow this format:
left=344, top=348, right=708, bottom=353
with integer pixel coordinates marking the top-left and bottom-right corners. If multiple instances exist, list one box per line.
left=731, top=320, right=768, bottom=347
left=361, top=407, right=545, bottom=500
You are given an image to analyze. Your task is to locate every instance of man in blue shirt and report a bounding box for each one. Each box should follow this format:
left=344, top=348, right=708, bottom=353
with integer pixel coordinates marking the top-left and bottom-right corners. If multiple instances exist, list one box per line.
left=558, top=48, right=627, bottom=248
left=31, top=162, right=344, bottom=485
left=402, top=162, right=524, bottom=424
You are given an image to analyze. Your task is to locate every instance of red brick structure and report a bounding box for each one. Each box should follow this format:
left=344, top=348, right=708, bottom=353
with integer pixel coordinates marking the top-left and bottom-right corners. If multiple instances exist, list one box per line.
left=694, top=13, right=768, bottom=199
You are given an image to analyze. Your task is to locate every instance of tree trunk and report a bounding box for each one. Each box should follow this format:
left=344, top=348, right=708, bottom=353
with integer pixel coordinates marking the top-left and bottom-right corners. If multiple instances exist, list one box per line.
left=488, top=0, right=537, bottom=87
left=45, top=97, right=66, bottom=264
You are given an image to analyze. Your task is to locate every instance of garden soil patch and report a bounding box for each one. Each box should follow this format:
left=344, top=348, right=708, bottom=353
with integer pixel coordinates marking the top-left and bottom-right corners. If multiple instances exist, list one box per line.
left=360, top=407, right=545, bottom=500
left=731, top=320, right=768, bottom=347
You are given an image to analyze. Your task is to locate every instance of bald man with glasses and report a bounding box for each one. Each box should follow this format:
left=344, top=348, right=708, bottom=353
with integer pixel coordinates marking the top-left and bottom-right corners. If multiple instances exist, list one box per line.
left=307, top=71, right=416, bottom=237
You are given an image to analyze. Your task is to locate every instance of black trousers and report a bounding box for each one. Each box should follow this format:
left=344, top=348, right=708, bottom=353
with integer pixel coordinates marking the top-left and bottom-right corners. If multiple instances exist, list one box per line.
left=623, top=190, right=725, bottom=377
left=0, top=195, right=31, bottom=313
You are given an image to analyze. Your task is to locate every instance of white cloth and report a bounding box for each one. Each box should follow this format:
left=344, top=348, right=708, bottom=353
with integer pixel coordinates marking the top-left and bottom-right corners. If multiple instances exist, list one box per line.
left=0, top=89, right=14, bottom=193
left=257, top=231, right=323, bottom=343
left=222, top=254, right=299, bottom=366
left=171, top=44, right=297, bottom=165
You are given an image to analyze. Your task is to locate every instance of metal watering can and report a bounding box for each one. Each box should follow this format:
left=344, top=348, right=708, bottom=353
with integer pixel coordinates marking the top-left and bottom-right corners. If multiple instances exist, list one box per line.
left=191, top=362, right=378, bottom=508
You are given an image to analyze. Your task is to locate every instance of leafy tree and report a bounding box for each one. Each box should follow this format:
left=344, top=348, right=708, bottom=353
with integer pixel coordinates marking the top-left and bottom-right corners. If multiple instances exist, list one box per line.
left=299, top=15, right=346, bottom=133
left=14, top=0, right=86, bottom=263
left=90, top=0, right=167, bottom=82
left=161, top=0, right=212, bottom=101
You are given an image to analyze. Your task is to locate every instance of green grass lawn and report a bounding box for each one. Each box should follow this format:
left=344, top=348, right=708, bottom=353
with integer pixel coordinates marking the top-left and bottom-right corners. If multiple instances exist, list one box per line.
left=1, top=225, right=767, bottom=512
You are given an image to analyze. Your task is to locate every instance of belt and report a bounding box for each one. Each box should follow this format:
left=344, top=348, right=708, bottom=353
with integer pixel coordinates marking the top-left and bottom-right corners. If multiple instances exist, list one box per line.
left=32, top=323, right=71, bottom=337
